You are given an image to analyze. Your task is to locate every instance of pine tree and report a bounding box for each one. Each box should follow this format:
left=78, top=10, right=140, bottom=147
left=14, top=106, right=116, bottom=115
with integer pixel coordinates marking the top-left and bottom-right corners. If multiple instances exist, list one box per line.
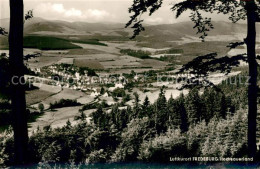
left=185, top=88, right=203, bottom=125
left=126, top=0, right=260, bottom=157
left=155, top=87, right=168, bottom=133
left=92, top=106, right=108, bottom=129
left=177, top=94, right=188, bottom=133
left=133, top=92, right=140, bottom=118
left=141, top=95, right=150, bottom=118
left=116, top=109, right=128, bottom=130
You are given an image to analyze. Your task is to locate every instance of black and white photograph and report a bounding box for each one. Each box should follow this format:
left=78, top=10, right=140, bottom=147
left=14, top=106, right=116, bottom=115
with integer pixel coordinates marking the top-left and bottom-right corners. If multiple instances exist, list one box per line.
left=0, top=0, right=260, bottom=168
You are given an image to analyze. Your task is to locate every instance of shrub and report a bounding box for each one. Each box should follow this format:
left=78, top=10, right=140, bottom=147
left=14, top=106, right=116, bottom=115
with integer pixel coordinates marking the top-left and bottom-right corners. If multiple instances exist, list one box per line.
left=0, top=127, right=14, bottom=166
left=85, top=149, right=107, bottom=164
left=111, top=88, right=126, bottom=98
left=38, top=103, right=44, bottom=113
left=120, top=49, right=151, bottom=59
left=110, top=117, right=155, bottom=162
left=201, top=111, right=247, bottom=158
left=138, top=129, right=188, bottom=162
left=49, top=99, right=81, bottom=109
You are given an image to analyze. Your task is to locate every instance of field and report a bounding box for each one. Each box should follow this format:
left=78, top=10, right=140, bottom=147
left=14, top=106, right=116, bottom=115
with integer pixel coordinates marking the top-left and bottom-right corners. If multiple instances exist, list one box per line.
left=30, top=87, right=85, bottom=109
left=26, top=89, right=54, bottom=106
left=28, top=107, right=96, bottom=134
left=23, top=36, right=82, bottom=50
left=3, top=33, right=244, bottom=133
left=74, top=59, right=104, bottom=69
left=27, top=55, right=64, bottom=69
left=1, top=20, right=254, bottom=134
left=67, top=48, right=103, bottom=55
left=69, top=39, right=107, bottom=46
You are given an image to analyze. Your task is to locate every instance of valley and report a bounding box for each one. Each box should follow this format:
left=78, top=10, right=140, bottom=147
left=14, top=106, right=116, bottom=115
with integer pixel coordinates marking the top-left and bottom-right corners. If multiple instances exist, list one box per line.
left=1, top=17, right=260, bottom=134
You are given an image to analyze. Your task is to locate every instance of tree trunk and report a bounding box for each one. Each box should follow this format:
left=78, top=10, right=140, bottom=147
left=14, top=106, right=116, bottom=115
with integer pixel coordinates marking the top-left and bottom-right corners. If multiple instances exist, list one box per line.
left=9, top=0, right=28, bottom=164
left=246, top=0, right=257, bottom=158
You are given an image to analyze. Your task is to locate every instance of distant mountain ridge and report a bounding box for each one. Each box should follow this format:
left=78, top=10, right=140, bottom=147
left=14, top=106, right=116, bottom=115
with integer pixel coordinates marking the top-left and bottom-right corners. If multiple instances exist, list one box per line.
left=0, top=17, right=259, bottom=40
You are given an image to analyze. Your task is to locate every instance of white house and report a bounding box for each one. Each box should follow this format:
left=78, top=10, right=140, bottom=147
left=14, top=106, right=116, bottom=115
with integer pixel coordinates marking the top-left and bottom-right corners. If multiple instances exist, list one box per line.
left=90, top=91, right=99, bottom=97
left=103, top=92, right=109, bottom=97
left=115, top=83, right=124, bottom=88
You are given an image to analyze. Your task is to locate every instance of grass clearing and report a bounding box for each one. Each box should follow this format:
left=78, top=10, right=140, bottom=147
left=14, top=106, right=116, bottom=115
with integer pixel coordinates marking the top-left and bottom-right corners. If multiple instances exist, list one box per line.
left=155, top=48, right=184, bottom=55
left=23, top=36, right=82, bottom=50
left=67, top=49, right=103, bottom=55
left=74, top=59, right=104, bottom=69
left=26, top=89, right=54, bottom=106
left=70, top=39, right=107, bottom=46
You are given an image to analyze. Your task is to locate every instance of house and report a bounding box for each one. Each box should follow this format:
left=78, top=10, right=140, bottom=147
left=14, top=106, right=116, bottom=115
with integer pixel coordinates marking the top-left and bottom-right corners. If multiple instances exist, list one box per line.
left=134, top=75, right=139, bottom=81
left=75, top=72, right=80, bottom=80
left=115, top=83, right=124, bottom=89
left=103, top=92, right=109, bottom=97
left=90, top=91, right=99, bottom=97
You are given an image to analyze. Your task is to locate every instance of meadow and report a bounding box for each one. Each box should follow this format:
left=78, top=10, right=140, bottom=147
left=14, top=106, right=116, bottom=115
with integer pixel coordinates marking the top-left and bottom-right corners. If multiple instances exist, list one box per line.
left=1, top=36, right=108, bottom=50
left=23, top=36, right=82, bottom=50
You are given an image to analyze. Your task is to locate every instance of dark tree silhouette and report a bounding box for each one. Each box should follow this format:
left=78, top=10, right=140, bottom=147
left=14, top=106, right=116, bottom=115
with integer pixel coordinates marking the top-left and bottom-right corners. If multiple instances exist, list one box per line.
left=126, top=0, right=259, bottom=157
left=8, top=0, right=33, bottom=164
left=0, top=4, right=33, bottom=164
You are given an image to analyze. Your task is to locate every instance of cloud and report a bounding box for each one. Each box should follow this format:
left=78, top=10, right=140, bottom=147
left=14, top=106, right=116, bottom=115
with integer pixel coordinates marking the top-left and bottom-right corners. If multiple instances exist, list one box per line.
left=65, top=8, right=82, bottom=17
left=87, top=9, right=110, bottom=19
left=52, top=4, right=65, bottom=13
left=145, top=17, right=164, bottom=24
left=35, top=3, right=111, bottom=22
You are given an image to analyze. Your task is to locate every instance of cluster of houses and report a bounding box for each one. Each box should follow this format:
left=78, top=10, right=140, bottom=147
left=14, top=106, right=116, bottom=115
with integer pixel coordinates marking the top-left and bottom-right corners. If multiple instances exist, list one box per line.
left=27, top=64, right=132, bottom=97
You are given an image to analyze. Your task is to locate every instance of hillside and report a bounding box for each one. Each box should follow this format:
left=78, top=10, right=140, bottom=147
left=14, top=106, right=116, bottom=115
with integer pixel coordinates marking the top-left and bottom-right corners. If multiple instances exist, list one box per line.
left=0, top=17, right=259, bottom=38
left=0, top=17, right=126, bottom=35
left=0, top=17, right=260, bottom=50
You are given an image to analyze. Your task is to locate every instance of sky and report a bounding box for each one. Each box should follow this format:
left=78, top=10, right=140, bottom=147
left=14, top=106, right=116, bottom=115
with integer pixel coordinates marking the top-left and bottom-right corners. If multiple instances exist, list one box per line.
left=0, top=0, right=230, bottom=24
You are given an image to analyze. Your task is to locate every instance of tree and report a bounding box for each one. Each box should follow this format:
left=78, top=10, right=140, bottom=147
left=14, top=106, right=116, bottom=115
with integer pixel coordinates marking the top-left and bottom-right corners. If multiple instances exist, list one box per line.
left=155, top=87, right=168, bottom=133
left=0, top=3, right=33, bottom=164
left=185, top=88, right=203, bottom=125
left=91, top=106, right=109, bottom=129
left=141, top=95, right=151, bottom=118
left=100, top=87, right=105, bottom=95
left=132, top=92, right=141, bottom=118
left=126, top=0, right=259, bottom=158
left=177, top=94, right=189, bottom=133
left=9, top=0, right=28, bottom=164
left=38, top=103, right=44, bottom=113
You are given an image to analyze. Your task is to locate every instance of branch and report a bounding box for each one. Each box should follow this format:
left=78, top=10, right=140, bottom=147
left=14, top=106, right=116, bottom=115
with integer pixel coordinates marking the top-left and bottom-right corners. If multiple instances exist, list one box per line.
left=126, top=0, right=163, bottom=39
left=0, top=27, right=8, bottom=36
left=227, top=41, right=245, bottom=49
left=0, top=10, right=34, bottom=36
left=25, top=10, right=33, bottom=21
left=177, top=53, right=247, bottom=89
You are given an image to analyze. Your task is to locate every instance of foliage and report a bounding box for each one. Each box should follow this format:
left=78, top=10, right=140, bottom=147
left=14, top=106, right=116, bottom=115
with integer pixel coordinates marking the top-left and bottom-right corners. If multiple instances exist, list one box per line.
left=111, top=88, right=126, bottom=98
left=85, top=149, right=107, bottom=164
left=38, top=103, right=44, bottom=113
left=200, top=111, right=247, bottom=157
left=0, top=127, right=13, bottom=166
left=0, top=86, right=250, bottom=165
left=138, top=129, right=188, bottom=162
left=111, top=117, right=156, bottom=162
left=78, top=67, right=97, bottom=76
left=49, top=99, right=81, bottom=110
left=0, top=57, right=11, bottom=98
left=120, top=49, right=151, bottom=59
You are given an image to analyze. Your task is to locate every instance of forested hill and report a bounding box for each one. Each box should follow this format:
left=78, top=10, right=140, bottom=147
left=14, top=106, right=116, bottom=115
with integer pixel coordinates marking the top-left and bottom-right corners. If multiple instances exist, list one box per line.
left=0, top=17, right=259, bottom=40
